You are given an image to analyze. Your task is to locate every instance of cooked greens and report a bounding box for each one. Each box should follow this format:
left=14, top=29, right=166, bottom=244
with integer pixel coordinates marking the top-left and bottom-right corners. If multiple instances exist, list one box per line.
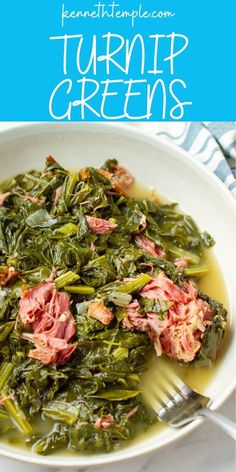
left=0, top=157, right=227, bottom=455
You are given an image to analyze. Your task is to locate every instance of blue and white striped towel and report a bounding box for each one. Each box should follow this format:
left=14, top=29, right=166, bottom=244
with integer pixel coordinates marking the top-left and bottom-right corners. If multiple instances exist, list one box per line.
left=138, top=122, right=236, bottom=198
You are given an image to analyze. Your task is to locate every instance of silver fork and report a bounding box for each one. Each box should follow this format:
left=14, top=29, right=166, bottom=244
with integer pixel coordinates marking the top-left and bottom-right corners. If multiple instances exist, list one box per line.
left=141, top=359, right=236, bottom=440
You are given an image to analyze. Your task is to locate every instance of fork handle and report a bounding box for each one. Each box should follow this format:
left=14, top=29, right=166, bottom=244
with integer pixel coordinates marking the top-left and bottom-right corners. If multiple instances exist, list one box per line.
left=198, top=408, right=236, bottom=440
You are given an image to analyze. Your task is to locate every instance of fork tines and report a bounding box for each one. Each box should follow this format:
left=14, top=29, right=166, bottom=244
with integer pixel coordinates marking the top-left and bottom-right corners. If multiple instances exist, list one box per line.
left=141, top=358, right=210, bottom=426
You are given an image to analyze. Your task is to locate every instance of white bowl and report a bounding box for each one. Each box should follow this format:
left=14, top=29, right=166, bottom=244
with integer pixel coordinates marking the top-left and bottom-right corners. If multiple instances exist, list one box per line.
left=0, top=123, right=235, bottom=467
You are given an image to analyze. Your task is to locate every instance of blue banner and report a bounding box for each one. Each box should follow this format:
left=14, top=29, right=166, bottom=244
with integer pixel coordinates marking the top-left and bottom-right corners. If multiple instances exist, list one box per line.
left=0, top=1, right=235, bottom=121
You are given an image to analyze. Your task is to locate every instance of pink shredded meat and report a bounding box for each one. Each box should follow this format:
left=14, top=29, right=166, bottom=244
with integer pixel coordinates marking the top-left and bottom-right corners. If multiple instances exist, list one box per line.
left=21, top=333, right=76, bottom=365
left=126, top=405, right=139, bottom=419
left=174, top=257, right=189, bottom=270
left=110, top=164, right=134, bottom=189
left=45, top=267, right=57, bottom=282
left=23, top=194, right=45, bottom=204
left=19, top=282, right=54, bottom=325
left=53, top=185, right=62, bottom=205
left=122, top=300, right=149, bottom=331
left=139, top=272, right=188, bottom=303
left=97, top=166, right=132, bottom=196
left=86, top=216, right=118, bottom=234
left=135, top=235, right=165, bottom=258
left=147, top=314, right=168, bottom=356
left=0, top=192, right=10, bottom=207
left=123, top=272, right=213, bottom=363
left=95, top=414, right=114, bottom=429
left=87, top=299, right=114, bottom=325
left=19, top=282, right=76, bottom=365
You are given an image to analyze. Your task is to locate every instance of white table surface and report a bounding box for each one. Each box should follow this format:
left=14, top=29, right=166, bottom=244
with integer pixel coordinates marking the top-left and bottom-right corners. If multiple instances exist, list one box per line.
left=0, top=122, right=235, bottom=472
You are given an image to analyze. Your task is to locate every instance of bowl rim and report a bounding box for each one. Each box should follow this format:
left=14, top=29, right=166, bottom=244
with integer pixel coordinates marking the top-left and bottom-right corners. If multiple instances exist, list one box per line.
left=0, top=121, right=235, bottom=468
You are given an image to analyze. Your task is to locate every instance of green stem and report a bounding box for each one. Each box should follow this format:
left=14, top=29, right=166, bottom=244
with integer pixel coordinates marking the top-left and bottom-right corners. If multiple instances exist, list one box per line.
left=118, top=273, right=151, bottom=294
left=167, top=245, right=200, bottom=264
left=2, top=391, right=33, bottom=436
left=0, top=408, right=9, bottom=422
left=64, top=285, right=95, bottom=295
left=0, top=364, right=33, bottom=435
left=55, top=271, right=80, bottom=289
left=184, top=264, right=210, bottom=277
left=0, top=322, right=15, bottom=343
left=24, top=173, right=47, bottom=185
left=64, top=173, right=79, bottom=206
left=0, top=362, right=14, bottom=390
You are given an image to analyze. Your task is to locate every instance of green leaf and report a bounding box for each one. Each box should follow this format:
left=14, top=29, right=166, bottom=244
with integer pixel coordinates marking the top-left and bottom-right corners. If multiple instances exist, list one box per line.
left=108, top=291, right=132, bottom=307
left=90, top=389, right=140, bottom=401
left=140, top=298, right=173, bottom=314
left=43, top=402, right=79, bottom=425
left=112, top=347, right=129, bottom=361
left=25, top=209, right=57, bottom=228
left=201, top=231, right=215, bottom=248
left=52, top=223, right=78, bottom=239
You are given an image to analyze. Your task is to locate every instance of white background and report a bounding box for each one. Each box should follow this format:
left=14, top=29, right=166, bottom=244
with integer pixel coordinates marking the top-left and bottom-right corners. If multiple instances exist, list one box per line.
left=0, top=122, right=235, bottom=472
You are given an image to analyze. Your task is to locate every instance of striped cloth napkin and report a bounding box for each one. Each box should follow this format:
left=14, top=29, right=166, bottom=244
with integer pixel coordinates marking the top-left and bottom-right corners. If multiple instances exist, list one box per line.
left=138, top=122, right=236, bottom=198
